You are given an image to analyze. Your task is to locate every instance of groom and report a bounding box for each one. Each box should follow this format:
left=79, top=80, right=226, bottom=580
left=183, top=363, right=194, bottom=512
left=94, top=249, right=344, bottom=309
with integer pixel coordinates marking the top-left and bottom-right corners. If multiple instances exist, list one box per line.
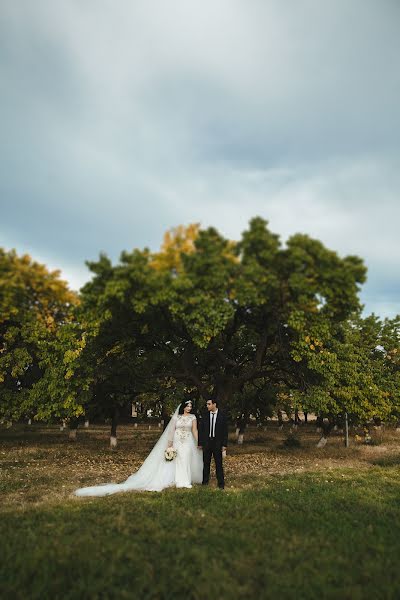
left=198, top=399, right=228, bottom=489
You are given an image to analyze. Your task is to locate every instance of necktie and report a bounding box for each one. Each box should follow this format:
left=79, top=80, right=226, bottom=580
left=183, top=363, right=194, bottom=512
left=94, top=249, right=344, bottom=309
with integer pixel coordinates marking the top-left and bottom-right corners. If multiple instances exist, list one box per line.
left=211, top=413, right=215, bottom=438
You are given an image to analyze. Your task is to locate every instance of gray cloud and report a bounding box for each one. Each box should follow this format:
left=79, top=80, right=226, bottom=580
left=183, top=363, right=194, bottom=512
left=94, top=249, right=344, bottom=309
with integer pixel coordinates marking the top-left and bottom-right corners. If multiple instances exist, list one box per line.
left=1, top=0, right=399, bottom=317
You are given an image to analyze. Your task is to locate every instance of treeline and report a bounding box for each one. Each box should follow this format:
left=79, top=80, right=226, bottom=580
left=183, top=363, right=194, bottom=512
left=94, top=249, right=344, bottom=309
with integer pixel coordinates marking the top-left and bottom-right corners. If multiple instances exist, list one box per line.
left=1, top=218, right=399, bottom=444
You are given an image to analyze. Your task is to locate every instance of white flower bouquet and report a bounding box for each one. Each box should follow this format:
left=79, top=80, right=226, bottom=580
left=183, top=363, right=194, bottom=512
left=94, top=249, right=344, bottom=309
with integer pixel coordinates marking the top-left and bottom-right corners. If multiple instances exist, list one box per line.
left=164, top=447, right=177, bottom=461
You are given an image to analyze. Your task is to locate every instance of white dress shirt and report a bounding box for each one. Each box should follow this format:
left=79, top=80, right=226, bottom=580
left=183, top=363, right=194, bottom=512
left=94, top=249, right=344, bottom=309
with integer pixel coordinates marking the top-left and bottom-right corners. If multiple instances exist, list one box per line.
left=209, top=409, right=218, bottom=438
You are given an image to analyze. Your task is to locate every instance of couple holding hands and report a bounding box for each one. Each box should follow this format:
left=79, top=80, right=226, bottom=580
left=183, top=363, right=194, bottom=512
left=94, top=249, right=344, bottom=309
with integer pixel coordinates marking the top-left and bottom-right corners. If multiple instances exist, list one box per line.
left=75, top=399, right=228, bottom=497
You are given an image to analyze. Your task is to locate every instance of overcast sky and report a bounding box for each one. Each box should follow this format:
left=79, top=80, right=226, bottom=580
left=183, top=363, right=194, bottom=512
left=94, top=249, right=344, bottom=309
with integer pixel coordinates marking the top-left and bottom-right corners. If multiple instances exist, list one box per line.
left=1, top=0, right=399, bottom=318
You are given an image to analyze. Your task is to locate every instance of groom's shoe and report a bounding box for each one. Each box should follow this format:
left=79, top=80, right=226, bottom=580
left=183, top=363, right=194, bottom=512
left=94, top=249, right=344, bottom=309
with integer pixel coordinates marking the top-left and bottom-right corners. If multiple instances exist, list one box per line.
left=202, top=481, right=209, bottom=486
left=218, top=485, right=225, bottom=489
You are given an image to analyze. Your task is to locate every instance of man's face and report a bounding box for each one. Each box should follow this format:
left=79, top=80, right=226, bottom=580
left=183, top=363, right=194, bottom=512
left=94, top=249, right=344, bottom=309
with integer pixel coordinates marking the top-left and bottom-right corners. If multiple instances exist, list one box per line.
left=206, top=400, right=217, bottom=412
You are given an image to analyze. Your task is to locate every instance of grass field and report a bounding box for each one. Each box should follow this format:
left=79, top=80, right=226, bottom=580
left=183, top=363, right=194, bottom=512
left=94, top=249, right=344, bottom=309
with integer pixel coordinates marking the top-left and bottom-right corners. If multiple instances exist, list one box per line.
left=1, top=423, right=400, bottom=599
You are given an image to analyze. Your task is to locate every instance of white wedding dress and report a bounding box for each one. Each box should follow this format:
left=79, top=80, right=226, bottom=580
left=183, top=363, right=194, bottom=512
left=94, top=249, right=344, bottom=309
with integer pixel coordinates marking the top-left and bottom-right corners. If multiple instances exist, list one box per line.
left=74, top=407, right=203, bottom=497
left=171, top=413, right=201, bottom=488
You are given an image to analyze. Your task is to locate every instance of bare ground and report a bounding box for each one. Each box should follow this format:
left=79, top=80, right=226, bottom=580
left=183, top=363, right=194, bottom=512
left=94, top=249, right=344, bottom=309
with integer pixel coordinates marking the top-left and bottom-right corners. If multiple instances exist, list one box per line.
left=1, top=422, right=399, bottom=509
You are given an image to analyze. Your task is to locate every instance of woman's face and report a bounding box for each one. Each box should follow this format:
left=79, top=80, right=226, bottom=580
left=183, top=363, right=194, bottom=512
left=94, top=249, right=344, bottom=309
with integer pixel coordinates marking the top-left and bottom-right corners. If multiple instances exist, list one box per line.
left=184, top=402, right=192, bottom=414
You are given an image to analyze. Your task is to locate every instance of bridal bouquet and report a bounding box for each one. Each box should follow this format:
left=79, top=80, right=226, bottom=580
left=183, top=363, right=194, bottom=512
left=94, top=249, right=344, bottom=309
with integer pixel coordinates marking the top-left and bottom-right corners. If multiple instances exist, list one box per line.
left=164, top=447, right=177, bottom=461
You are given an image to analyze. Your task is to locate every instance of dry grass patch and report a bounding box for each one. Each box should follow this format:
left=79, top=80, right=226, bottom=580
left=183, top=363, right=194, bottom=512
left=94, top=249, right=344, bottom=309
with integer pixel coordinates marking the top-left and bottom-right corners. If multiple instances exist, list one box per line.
left=1, top=422, right=399, bottom=508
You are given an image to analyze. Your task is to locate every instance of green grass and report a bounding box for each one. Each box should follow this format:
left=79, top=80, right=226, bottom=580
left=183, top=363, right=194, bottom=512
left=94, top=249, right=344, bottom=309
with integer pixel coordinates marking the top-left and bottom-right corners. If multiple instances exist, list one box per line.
left=1, top=424, right=400, bottom=599
left=1, top=469, right=400, bottom=599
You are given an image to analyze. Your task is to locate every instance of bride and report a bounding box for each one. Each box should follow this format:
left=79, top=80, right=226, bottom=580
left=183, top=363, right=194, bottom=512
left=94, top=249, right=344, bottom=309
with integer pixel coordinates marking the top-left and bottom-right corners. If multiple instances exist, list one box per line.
left=74, top=400, right=203, bottom=496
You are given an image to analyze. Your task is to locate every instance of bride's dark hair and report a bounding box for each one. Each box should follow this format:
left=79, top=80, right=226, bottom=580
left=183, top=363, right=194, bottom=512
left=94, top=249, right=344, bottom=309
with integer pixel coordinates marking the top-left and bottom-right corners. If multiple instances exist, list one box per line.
left=178, top=400, right=194, bottom=415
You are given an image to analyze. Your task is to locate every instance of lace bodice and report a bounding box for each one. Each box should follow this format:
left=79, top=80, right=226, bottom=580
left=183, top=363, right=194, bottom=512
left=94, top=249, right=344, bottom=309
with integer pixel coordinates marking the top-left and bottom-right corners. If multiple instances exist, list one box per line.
left=173, top=414, right=195, bottom=445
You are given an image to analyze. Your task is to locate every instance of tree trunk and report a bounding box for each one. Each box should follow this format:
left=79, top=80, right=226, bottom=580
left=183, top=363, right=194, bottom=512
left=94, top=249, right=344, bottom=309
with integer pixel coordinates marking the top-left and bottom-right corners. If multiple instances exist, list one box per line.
left=344, top=412, right=349, bottom=448
left=315, top=414, right=324, bottom=433
left=214, top=378, right=235, bottom=408
left=236, top=413, right=248, bottom=444
left=304, top=412, right=308, bottom=423
left=316, top=417, right=334, bottom=447
left=277, top=410, right=284, bottom=429
left=69, top=417, right=80, bottom=440
left=110, top=407, right=119, bottom=448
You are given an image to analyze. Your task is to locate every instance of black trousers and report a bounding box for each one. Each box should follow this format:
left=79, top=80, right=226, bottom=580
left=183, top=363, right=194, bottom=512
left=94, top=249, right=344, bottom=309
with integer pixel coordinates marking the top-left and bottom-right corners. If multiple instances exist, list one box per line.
left=202, top=439, right=224, bottom=488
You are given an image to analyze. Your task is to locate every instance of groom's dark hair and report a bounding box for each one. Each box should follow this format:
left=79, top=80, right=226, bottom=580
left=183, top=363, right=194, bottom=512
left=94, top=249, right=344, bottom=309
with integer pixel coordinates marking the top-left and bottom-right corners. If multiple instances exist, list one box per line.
left=207, top=399, right=218, bottom=407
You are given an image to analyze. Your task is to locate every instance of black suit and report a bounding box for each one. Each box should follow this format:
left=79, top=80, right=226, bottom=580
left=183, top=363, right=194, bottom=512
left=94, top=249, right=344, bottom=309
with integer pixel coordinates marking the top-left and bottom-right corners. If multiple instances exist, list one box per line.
left=198, top=410, right=228, bottom=488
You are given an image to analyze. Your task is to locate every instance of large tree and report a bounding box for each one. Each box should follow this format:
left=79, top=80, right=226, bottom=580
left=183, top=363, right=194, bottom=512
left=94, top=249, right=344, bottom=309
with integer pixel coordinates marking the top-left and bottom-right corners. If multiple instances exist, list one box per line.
left=0, top=249, right=78, bottom=423
left=79, top=218, right=367, bottom=413
left=5, top=220, right=398, bottom=445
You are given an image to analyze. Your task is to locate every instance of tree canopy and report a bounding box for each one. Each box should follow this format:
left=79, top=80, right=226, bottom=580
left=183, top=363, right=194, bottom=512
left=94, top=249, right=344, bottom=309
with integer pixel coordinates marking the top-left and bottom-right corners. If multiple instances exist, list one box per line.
left=0, top=249, right=78, bottom=422
left=1, top=218, right=399, bottom=430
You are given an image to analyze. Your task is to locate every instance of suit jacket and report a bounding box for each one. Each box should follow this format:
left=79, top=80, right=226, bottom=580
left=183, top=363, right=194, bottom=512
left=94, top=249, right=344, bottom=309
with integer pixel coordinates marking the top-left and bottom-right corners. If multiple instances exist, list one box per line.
left=198, top=410, right=228, bottom=449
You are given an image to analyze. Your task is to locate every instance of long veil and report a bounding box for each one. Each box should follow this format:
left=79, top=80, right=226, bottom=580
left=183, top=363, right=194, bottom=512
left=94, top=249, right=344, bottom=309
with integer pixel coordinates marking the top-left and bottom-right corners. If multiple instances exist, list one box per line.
left=75, top=406, right=180, bottom=496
